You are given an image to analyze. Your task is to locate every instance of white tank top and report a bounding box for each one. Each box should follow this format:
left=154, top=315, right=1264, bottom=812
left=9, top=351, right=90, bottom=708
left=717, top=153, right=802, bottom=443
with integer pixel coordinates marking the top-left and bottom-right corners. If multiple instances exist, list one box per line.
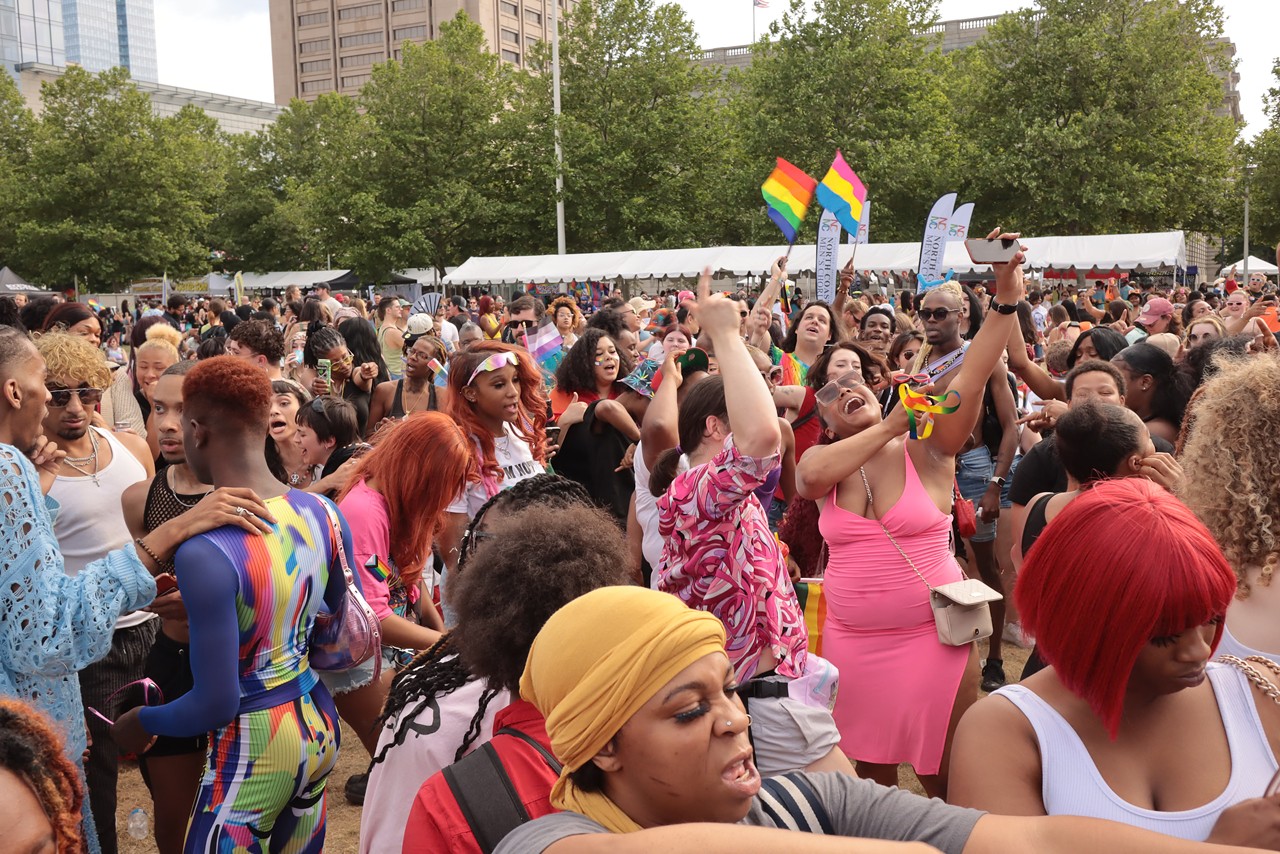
left=1217, top=624, right=1280, bottom=666
left=996, top=664, right=1276, bottom=840
left=49, top=427, right=153, bottom=628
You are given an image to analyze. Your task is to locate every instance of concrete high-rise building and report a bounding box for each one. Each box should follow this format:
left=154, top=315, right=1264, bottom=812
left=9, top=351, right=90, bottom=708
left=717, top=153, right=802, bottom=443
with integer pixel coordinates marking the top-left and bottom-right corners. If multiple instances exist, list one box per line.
left=269, top=0, right=571, bottom=105
left=60, top=0, right=157, bottom=83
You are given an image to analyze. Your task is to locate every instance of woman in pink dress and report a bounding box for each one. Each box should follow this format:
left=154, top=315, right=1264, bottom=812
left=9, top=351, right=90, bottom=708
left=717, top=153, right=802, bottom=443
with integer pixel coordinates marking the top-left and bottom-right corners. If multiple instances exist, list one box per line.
left=795, top=231, right=1027, bottom=799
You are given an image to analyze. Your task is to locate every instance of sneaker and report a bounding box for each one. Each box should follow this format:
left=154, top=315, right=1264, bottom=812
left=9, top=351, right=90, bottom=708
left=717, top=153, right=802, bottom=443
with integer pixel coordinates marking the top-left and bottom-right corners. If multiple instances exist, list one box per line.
left=344, top=772, right=368, bottom=806
left=1002, top=621, right=1034, bottom=649
left=981, top=659, right=1006, bottom=694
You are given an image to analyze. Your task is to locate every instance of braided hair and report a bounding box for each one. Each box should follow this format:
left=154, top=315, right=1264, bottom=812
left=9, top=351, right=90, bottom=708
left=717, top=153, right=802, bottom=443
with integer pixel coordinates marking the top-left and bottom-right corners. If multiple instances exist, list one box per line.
left=0, top=700, right=84, bottom=852
left=369, top=473, right=593, bottom=768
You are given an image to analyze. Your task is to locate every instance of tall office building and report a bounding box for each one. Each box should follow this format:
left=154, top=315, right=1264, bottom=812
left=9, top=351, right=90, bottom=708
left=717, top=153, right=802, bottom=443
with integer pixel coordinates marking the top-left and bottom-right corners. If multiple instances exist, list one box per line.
left=269, top=0, right=571, bottom=105
left=0, top=0, right=66, bottom=71
left=60, top=0, right=156, bottom=83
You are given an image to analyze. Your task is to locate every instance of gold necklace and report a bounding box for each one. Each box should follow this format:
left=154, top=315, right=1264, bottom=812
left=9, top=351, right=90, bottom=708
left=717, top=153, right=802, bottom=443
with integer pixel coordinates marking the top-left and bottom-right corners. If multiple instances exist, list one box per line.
left=402, top=380, right=431, bottom=412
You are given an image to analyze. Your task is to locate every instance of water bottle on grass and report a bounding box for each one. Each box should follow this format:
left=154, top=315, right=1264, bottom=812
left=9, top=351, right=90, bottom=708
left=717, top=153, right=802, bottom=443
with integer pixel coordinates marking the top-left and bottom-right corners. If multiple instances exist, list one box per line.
left=127, top=807, right=149, bottom=839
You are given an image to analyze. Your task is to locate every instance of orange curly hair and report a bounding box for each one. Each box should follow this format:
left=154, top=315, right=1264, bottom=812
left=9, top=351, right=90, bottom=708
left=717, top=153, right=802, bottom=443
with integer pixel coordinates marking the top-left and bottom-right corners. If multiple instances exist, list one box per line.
left=182, top=355, right=273, bottom=429
left=447, top=341, right=547, bottom=483
left=0, top=700, right=84, bottom=852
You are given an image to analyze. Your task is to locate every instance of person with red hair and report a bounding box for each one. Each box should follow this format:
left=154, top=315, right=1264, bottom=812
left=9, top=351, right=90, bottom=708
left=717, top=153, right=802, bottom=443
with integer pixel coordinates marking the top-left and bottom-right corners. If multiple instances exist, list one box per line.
left=440, top=342, right=548, bottom=597
left=476, top=296, right=501, bottom=340
left=330, top=412, right=477, bottom=756
left=949, top=479, right=1280, bottom=845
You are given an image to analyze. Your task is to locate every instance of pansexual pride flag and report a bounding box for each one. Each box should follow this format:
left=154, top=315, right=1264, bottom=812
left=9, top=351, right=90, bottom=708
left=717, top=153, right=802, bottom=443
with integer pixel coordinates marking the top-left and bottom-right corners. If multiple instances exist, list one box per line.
left=761, top=157, right=816, bottom=244
left=815, top=150, right=867, bottom=237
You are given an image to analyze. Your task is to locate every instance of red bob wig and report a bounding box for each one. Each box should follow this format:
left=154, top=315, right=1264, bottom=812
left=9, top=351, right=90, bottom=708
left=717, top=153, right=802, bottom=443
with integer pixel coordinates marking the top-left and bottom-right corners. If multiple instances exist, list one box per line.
left=1017, top=478, right=1236, bottom=738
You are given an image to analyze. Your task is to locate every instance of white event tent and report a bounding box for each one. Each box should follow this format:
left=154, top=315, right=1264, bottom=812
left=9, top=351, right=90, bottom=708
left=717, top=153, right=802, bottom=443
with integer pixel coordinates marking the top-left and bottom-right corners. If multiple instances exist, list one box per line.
left=444, top=232, right=1188, bottom=286
left=1223, top=256, right=1279, bottom=276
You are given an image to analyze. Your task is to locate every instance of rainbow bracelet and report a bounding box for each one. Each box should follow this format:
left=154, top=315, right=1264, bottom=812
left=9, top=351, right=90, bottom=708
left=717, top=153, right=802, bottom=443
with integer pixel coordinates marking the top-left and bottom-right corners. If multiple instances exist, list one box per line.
left=898, top=383, right=961, bottom=440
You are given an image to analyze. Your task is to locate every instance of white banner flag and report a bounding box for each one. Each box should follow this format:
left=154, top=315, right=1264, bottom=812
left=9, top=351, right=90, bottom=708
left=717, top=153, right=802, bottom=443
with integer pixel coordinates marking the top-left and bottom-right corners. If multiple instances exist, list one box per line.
left=917, top=192, right=958, bottom=293
left=947, top=202, right=973, bottom=244
left=856, top=199, right=870, bottom=244
left=816, top=209, right=841, bottom=304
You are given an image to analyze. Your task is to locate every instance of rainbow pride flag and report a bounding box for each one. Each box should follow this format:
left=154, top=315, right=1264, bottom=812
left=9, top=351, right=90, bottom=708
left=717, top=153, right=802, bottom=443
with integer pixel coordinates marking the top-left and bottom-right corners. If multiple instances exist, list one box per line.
left=87, top=299, right=101, bottom=312
left=761, top=157, right=816, bottom=244
left=815, top=150, right=867, bottom=237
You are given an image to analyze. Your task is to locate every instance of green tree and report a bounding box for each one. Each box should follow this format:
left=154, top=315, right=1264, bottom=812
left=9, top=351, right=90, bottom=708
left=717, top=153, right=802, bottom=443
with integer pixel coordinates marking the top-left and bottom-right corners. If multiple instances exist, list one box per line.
left=518, top=0, right=739, bottom=253
left=311, top=15, right=525, bottom=280
left=951, top=0, right=1238, bottom=237
left=6, top=67, right=228, bottom=287
left=735, top=0, right=958, bottom=244
left=1244, top=61, right=1280, bottom=262
left=208, top=94, right=364, bottom=272
left=0, top=71, right=35, bottom=262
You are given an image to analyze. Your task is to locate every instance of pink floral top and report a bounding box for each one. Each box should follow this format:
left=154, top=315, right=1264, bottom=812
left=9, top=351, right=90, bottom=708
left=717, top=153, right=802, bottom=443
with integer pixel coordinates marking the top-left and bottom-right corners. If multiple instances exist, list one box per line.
left=657, top=437, right=808, bottom=681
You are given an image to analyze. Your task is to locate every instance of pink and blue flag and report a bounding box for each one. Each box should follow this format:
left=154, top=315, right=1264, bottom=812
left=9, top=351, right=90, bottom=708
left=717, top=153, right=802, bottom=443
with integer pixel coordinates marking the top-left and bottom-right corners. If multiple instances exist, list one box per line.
left=815, top=150, right=868, bottom=237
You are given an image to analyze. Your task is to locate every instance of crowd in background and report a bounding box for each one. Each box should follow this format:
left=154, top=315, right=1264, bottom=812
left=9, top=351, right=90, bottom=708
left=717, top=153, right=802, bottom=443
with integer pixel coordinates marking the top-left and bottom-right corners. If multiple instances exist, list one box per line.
left=3, top=240, right=1280, bottom=853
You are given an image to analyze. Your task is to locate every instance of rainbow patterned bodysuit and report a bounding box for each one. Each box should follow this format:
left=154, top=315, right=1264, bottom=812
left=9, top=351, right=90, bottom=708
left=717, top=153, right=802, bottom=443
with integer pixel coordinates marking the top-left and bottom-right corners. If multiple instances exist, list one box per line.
left=139, top=490, right=351, bottom=853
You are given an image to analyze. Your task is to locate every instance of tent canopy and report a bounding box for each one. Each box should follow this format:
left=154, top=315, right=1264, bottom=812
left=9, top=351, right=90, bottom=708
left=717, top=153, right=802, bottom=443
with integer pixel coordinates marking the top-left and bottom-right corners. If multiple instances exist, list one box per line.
left=0, top=266, right=45, bottom=293
left=443, top=232, right=1188, bottom=286
left=1223, top=256, right=1279, bottom=276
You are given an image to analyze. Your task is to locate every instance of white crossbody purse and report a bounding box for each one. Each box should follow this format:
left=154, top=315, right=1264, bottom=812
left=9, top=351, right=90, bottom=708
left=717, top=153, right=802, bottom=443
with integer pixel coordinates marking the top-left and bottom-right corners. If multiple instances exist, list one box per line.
left=859, top=467, right=1002, bottom=646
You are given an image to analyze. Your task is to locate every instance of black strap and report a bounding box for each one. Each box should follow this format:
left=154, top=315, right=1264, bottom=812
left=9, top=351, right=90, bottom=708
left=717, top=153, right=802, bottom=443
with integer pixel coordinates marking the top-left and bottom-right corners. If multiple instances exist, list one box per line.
left=737, top=678, right=790, bottom=700
left=439, top=728, right=561, bottom=854
left=442, top=744, right=529, bottom=854
left=791, top=405, right=818, bottom=431
left=495, top=726, right=562, bottom=773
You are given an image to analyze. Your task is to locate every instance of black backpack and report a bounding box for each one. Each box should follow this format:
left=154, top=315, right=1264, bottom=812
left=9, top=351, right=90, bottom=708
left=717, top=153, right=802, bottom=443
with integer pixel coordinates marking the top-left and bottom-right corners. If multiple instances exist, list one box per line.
left=440, top=727, right=563, bottom=853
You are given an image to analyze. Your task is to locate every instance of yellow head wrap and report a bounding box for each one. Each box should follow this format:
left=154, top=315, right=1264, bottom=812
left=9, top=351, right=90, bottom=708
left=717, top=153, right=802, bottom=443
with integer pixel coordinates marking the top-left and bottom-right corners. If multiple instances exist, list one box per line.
left=519, top=586, right=727, bottom=833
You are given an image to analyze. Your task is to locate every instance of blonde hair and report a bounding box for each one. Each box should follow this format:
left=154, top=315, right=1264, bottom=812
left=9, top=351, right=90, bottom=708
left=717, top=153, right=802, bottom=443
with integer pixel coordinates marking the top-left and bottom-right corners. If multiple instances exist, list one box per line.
left=137, top=323, right=181, bottom=362
left=910, top=281, right=965, bottom=373
left=1182, top=315, right=1226, bottom=345
left=34, top=331, right=110, bottom=388
left=1177, top=353, right=1280, bottom=594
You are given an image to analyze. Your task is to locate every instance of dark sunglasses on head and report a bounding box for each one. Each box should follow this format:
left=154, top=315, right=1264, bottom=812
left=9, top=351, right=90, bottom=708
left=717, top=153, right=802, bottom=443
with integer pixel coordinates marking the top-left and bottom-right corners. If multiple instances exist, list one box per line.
left=917, top=308, right=960, bottom=322
left=47, top=385, right=104, bottom=407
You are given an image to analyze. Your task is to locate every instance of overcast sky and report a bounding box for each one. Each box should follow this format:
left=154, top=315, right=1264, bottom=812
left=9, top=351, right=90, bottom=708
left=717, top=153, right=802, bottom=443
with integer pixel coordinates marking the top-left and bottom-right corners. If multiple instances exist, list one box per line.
left=155, top=0, right=1274, bottom=139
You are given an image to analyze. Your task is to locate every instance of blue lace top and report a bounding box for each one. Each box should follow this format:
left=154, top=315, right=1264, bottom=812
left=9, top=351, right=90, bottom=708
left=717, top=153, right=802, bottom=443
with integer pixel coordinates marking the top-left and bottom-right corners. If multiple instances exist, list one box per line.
left=0, top=444, right=156, bottom=763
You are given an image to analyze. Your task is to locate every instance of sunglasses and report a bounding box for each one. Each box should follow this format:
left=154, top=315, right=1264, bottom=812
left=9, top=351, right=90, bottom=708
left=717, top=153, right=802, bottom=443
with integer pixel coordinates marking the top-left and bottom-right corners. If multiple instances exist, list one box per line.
left=506, top=319, right=535, bottom=330
left=87, top=678, right=164, bottom=727
left=917, top=308, right=960, bottom=322
left=47, top=385, right=104, bottom=407
left=761, top=366, right=783, bottom=383
left=466, top=350, right=521, bottom=386
left=815, top=370, right=866, bottom=407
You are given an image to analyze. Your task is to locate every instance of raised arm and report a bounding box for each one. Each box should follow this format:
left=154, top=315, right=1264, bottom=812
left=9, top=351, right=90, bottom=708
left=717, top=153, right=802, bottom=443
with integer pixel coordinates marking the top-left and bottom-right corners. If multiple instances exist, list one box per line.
left=1004, top=319, right=1066, bottom=402
left=641, top=349, right=685, bottom=471
left=795, top=401, right=911, bottom=500
left=695, top=269, right=780, bottom=458
left=926, top=231, right=1027, bottom=456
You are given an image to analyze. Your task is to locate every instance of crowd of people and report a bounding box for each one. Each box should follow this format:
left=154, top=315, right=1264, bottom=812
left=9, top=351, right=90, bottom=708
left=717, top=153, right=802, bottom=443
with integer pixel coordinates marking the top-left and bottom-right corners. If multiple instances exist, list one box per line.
left=2, top=239, right=1280, bottom=854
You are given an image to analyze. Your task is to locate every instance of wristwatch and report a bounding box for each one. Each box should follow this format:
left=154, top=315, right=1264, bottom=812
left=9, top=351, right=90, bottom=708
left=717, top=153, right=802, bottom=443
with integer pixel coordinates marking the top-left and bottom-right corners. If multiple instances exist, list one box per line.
left=987, top=476, right=1006, bottom=488
left=989, top=301, right=1017, bottom=315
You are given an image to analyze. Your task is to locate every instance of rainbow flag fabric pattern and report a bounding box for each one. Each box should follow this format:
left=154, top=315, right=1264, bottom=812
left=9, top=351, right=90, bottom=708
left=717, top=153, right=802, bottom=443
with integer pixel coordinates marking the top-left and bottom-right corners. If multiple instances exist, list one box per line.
left=761, top=157, right=816, bottom=244
left=815, top=150, right=867, bottom=236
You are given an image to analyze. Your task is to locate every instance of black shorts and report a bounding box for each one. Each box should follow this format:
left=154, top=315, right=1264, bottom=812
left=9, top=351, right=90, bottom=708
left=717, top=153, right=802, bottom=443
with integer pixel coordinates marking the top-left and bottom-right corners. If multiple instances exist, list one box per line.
left=143, top=631, right=209, bottom=758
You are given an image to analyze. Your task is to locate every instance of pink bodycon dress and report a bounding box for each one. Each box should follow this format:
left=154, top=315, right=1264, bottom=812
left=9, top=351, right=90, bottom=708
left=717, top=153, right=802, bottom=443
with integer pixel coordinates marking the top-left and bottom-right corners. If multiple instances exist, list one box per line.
left=818, top=444, right=969, bottom=774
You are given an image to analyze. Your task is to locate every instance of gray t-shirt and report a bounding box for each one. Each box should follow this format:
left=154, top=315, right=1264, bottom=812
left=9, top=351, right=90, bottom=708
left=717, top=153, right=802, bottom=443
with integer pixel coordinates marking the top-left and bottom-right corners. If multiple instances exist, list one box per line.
left=493, top=772, right=984, bottom=853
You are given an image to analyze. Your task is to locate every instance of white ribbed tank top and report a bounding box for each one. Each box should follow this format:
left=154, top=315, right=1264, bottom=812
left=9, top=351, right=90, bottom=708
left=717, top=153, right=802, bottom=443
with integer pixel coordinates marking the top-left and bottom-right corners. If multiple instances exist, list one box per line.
left=996, top=663, right=1277, bottom=840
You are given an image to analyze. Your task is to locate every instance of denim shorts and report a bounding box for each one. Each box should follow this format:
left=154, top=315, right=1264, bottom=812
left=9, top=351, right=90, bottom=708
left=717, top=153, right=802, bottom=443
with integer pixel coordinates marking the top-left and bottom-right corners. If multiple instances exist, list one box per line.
left=955, top=446, right=997, bottom=544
